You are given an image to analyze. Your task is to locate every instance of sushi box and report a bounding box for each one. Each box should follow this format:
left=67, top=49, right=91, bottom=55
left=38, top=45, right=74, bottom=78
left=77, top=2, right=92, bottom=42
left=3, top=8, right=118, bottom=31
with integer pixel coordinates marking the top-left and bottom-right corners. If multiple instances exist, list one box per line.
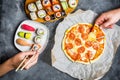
left=25, top=0, right=79, bottom=22
left=14, top=20, right=49, bottom=52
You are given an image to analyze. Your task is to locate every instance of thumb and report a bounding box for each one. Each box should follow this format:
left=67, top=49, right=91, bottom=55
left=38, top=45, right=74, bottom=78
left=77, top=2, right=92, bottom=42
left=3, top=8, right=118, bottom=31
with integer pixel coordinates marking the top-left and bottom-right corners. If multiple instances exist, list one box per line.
left=108, top=24, right=114, bottom=28
left=101, top=19, right=113, bottom=28
left=22, top=51, right=36, bottom=56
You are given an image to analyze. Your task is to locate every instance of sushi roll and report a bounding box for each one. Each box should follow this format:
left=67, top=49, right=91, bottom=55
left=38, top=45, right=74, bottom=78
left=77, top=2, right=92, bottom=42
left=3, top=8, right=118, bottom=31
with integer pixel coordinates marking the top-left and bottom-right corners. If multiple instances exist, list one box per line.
left=55, top=12, right=61, bottom=18
left=34, top=36, right=41, bottom=43
left=36, top=0, right=43, bottom=10
left=37, top=10, right=46, bottom=18
left=60, top=0, right=68, bottom=11
left=31, top=44, right=41, bottom=51
left=36, top=28, right=44, bottom=35
left=42, top=0, right=51, bottom=7
left=30, top=12, right=38, bottom=20
left=44, top=15, right=51, bottom=21
left=68, top=0, right=77, bottom=8
left=28, top=3, right=37, bottom=12
left=52, top=4, right=61, bottom=12
left=45, top=7, right=54, bottom=15
left=51, top=0, right=59, bottom=5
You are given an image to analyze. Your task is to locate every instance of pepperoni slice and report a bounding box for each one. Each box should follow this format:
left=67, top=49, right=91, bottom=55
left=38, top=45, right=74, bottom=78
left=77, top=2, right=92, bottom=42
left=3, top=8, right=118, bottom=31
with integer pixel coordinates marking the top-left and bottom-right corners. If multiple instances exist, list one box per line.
left=68, top=33, right=75, bottom=40
left=81, top=33, right=88, bottom=40
left=77, top=54, right=82, bottom=60
left=70, top=53, right=78, bottom=61
left=97, top=38, right=103, bottom=42
left=86, top=28, right=91, bottom=33
left=77, top=46, right=85, bottom=53
left=92, top=43, right=99, bottom=50
left=66, top=50, right=78, bottom=61
left=85, top=41, right=92, bottom=47
left=78, top=24, right=85, bottom=33
left=96, top=31, right=104, bottom=38
left=65, top=43, right=73, bottom=49
left=85, top=50, right=93, bottom=59
left=74, top=38, right=81, bottom=46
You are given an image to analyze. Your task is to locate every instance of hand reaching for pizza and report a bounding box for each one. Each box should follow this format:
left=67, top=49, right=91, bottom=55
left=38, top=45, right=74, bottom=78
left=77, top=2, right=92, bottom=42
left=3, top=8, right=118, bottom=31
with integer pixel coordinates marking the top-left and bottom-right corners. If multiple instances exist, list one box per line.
left=95, top=8, right=120, bottom=28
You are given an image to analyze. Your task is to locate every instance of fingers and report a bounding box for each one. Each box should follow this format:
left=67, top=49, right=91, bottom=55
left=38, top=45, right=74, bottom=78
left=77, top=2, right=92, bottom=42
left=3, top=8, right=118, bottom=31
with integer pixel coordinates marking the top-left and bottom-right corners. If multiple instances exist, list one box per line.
left=22, top=51, right=36, bottom=56
left=100, top=19, right=113, bottom=28
left=25, top=58, right=38, bottom=70
left=104, top=24, right=114, bottom=29
left=10, top=51, right=36, bottom=68
left=22, top=51, right=39, bottom=70
left=30, top=51, right=39, bottom=62
left=19, top=51, right=36, bottom=60
left=109, top=24, right=114, bottom=28
left=95, top=14, right=106, bottom=25
left=95, top=13, right=114, bottom=28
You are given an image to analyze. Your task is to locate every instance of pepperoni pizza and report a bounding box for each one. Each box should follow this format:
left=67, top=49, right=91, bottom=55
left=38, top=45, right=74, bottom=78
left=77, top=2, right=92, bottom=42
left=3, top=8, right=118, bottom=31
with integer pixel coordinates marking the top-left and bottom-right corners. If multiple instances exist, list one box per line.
left=62, top=23, right=105, bottom=64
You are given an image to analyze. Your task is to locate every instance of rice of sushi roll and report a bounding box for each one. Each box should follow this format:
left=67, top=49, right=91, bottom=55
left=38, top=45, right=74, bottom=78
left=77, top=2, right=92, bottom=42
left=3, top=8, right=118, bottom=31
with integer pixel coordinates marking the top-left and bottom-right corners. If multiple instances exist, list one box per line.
left=36, top=0, right=43, bottom=10
left=37, top=10, right=46, bottom=18
left=60, top=0, right=68, bottom=11
left=51, top=0, right=59, bottom=5
left=42, top=0, right=51, bottom=7
left=68, top=0, right=77, bottom=8
left=28, top=3, right=37, bottom=12
left=45, top=7, right=54, bottom=15
left=55, top=12, right=61, bottom=18
left=36, top=28, right=44, bottom=35
left=34, top=36, right=41, bottom=43
left=30, top=12, right=38, bottom=20
left=44, top=15, right=51, bottom=21
left=52, top=4, right=61, bottom=12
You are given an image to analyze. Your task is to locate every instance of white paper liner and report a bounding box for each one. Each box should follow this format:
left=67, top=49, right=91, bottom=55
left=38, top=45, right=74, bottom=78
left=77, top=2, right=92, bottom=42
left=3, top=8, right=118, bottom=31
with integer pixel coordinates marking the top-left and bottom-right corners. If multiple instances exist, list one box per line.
left=51, top=9, right=120, bottom=80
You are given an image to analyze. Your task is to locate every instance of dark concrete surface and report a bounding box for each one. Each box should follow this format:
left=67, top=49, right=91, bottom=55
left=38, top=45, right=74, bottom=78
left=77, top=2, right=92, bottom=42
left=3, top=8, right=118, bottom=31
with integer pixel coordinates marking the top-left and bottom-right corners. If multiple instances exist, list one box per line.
left=0, top=0, right=120, bottom=80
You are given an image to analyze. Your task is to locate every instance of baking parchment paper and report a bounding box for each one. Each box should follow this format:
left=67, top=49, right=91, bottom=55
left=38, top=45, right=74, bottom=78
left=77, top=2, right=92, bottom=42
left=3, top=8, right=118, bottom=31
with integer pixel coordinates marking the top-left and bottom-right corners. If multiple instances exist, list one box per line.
left=51, top=9, right=120, bottom=80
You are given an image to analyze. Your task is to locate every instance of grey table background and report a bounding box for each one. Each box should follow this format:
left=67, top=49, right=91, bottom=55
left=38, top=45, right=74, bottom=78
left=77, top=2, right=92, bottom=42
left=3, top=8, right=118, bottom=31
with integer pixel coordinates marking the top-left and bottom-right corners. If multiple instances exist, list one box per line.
left=0, top=0, right=120, bottom=80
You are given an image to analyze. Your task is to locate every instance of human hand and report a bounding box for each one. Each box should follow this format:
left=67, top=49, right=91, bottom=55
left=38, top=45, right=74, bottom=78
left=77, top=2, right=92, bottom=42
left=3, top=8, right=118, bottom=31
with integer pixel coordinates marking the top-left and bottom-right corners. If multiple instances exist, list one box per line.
left=9, top=51, right=39, bottom=70
left=0, top=51, right=40, bottom=77
left=95, top=9, right=120, bottom=28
